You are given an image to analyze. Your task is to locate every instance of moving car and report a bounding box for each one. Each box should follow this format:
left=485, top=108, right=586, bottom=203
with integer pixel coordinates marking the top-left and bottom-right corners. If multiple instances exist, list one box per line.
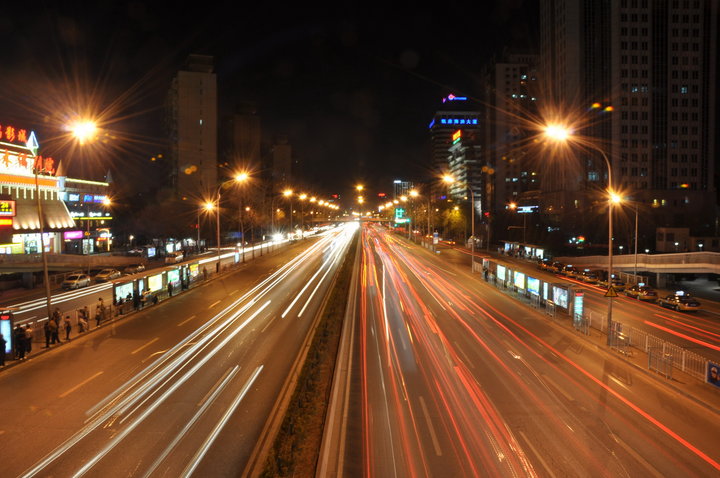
left=61, top=274, right=91, bottom=290
left=658, top=292, right=701, bottom=312
left=625, top=285, right=658, bottom=302
left=94, top=268, right=121, bottom=283
left=549, top=261, right=565, bottom=273
left=124, top=263, right=146, bottom=274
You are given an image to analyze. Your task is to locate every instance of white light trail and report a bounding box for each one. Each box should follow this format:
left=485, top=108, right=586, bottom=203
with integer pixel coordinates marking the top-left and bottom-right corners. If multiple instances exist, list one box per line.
left=180, top=365, right=264, bottom=477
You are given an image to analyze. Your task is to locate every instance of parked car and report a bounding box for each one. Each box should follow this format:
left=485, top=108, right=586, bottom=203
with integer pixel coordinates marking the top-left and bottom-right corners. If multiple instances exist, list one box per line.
left=165, top=251, right=184, bottom=264
left=658, top=292, right=701, bottom=312
left=95, top=268, right=121, bottom=283
left=580, top=270, right=600, bottom=284
left=61, top=273, right=91, bottom=290
left=124, top=263, right=146, bottom=274
left=625, top=285, right=658, bottom=302
left=598, top=277, right=626, bottom=291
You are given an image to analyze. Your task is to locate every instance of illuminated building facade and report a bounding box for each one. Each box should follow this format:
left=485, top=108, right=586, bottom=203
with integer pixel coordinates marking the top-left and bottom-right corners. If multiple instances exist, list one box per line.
left=428, top=94, right=482, bottom=178
left=0, top=124, right=75, bottom=254
left=59, top=178, right=113, bottom=254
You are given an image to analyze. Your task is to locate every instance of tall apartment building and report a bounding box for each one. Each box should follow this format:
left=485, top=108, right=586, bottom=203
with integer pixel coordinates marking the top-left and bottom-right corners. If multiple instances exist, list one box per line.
left=482, top=51, right=541, bottom=214
left=271, top=135, right=292, bottom=192
left=393, top=180, right=414, bottom=199
left=539, top=0, right=718, bottom=246
left=222, top=102, right=261, bottom=174
left=167, top=55, right=218, bottom=199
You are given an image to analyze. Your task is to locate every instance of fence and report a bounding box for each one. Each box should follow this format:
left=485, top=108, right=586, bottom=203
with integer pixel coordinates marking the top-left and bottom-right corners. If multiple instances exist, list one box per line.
left=482, top=268, right=711, bottom=383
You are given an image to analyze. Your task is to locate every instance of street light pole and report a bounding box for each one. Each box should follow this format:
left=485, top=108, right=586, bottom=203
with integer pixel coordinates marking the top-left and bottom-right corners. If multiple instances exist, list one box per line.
left=544, top=125, right=616, bottom=345
left=215, top=191, right=221, bottom=273
left=33, top=166, right=52, bottom=326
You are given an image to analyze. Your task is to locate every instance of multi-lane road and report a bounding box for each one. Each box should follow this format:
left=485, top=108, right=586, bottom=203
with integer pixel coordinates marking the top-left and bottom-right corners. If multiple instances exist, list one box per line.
left=0, top=224, right=357, bottom=477
left=327, top=224, right=720, bottom=477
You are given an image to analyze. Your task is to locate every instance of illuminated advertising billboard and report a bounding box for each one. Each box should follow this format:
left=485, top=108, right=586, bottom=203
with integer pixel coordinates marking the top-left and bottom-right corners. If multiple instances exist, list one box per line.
left=189, top=263, right=199, bottom=278
left=553, top=286, right=568, bottom=308
left=1, top=313, right=12, bottom=354
left=527, top=277, right=540, bottom=295
left=115, top=282, right=134, bottom=303
left=148, top=273, right=163, bottom=292
left=496, top=265, right=506, bottom=281
left=514, top=271, right=525, bottom=290
left=167, top=269, right=180, bottom=285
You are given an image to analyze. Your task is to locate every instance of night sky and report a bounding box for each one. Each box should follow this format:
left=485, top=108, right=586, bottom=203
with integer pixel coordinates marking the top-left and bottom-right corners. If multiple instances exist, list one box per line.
left=0, top=1, right=538, bottom=205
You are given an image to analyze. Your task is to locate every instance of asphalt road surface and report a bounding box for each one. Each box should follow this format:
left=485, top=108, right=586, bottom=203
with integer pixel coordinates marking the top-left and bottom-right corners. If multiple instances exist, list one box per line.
left=338, top=224, right=720, bottom=477
left=0, top=224, right=357, bottom=477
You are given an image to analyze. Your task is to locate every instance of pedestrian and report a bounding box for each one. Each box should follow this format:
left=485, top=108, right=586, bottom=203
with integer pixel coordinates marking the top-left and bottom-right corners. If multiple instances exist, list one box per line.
left=167, top=282, right=173, bottom=297
left=95, top=300, right=104, bottom=327
left=83, top=306, right=90, bottom=327
left=14, top=324, right=26, bottom=360
left=78, top=314, right=87, bottom=333
left=44, top=321, right=51, bottom=348
left=24, top=324, right=33, bottom=355
left=48, top=318, right=60, bottom=345
left=52, top=307, right=61, bottom=324
left=64, top=316, right=72, bottom=341
left=0, top=333, right=6, bottom=366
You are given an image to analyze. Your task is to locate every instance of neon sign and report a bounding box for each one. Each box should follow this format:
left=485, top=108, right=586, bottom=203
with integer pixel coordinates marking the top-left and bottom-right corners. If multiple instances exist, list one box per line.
left=0, top=124, right=29, bottom=145
left=452, top=130, right=462, bottom=144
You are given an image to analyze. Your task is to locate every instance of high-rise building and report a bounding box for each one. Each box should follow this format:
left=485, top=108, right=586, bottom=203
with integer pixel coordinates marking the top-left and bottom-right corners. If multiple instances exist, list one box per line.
left=428, top=94, right=482, bottom=178
left=539, top=0, right=718, bottom=245
left=222, top=102, right=261, bottom=173
left=393, top=180, right=414, bottom=199
left=167, top=55, right=217, bottom=199
left=271, top=135, right=292, bottom=192
left=482, top=51, right=541, bottom=213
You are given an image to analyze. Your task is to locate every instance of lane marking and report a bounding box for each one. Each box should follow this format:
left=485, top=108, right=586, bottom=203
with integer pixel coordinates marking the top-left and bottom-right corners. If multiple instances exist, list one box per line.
left=419, top=396, right=442, bottom=456
left=59, top=371, right=104, bottom=399
left=177, top=315, right=197, bottom=327
left=453, top=341, right=475, bottom=369
left=208, top=300, right=221, bottom=309
left=131, top=337, right=160, bottom=355
left=611, top=433, right=664, bottom=478
left=229, top=290, right=238, bottom=295
left=519, top=430, right=556, bottom=478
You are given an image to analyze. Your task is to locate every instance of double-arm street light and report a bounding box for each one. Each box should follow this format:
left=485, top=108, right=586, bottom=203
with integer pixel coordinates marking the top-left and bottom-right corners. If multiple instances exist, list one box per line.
left=544, top=125, right=619, bottom=345
left=442, top=175, right=476, bottom=272
left=208, top=172, right=250, bottom=272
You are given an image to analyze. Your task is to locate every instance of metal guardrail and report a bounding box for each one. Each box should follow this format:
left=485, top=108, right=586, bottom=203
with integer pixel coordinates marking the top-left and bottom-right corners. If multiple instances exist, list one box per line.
left=555, top=251, right=720, bottom=274
left=482, top=268, right=711, bottom=383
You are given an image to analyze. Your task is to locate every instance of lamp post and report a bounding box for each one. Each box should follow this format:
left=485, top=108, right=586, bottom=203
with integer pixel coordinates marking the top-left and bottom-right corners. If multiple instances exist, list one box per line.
left=544, top=124, right=618, bottom=345
left=210, top=173, right=250, bottom=273
left=283, top=189, right=294, bottom=237
left=443, top=175, right=475, bottom=272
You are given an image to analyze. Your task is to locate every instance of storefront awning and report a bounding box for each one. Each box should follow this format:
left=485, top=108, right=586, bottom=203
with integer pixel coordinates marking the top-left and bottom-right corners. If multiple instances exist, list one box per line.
left=12, top=197, right=76, bottom=230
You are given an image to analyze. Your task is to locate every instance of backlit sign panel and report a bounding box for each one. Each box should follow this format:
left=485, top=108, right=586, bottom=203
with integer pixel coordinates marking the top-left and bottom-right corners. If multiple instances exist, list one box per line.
left=514, top=271, right=525, bottom=290
left=0, top=200, right=15, bottom=217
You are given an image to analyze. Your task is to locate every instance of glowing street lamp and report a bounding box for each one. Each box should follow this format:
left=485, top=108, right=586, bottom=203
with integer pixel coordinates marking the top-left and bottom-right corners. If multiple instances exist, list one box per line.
left=543, top=123, right=618, bottom=345
left=69, top=120, right=98, bottom=145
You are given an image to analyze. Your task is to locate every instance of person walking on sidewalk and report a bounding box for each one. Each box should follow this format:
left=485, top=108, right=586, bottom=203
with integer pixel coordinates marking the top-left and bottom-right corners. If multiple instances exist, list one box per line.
left=49, top=318, right=60, bottom=345
left=64, top=316, right=72, bottom=341
left=78, top=314, right=87, bottom=333
left=13, top=324, right=26, bottom=360
left=83, top=306, right=90, bottom=328
left=24, top=324, right=33, bottom=355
